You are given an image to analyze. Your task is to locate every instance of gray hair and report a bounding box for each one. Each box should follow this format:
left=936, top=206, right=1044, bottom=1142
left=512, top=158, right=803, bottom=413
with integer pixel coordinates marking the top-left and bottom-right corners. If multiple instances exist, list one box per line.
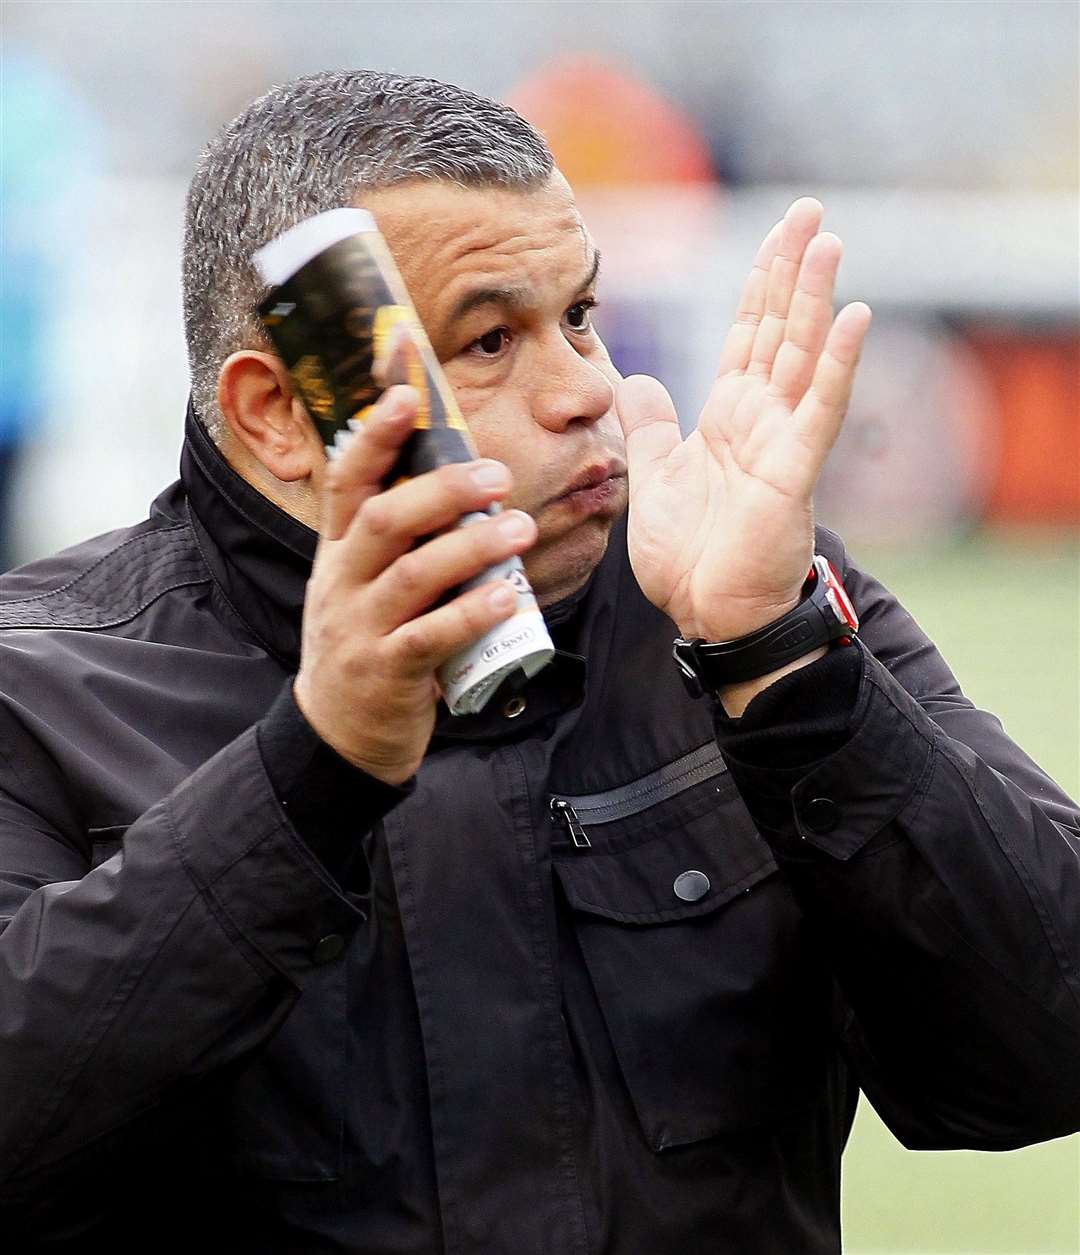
left=182, top=70, right=555, bottom=443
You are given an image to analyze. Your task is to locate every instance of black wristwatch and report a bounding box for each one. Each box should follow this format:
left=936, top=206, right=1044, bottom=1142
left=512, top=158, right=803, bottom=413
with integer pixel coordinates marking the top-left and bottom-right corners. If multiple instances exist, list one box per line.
left=672, top=555, right=859, bottom=698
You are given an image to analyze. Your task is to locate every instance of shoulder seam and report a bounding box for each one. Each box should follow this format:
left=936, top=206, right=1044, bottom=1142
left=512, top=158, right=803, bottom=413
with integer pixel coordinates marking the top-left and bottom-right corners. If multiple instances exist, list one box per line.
left=0, top=524, right=211, bottom=633
left=0, top=524, right=190, bottom=608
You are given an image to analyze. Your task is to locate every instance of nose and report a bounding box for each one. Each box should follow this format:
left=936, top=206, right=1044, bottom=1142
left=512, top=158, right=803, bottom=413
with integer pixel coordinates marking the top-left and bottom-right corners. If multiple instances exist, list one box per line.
left=530, top=333, right=616, bottom=433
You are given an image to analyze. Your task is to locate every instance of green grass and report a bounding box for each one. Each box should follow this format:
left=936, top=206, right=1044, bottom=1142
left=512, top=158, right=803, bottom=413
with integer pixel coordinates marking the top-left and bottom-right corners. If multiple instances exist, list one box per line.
left=838, top=526, right=1080, bottom=1255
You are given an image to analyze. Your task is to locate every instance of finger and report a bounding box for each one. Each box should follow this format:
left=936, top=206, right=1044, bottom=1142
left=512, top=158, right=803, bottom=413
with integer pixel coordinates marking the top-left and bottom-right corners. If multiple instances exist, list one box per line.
left=715, top=218, right=783, bottom=377
left=615, top=375, right=681, bottom=489
left=746, top=197, right=823, bottom=379
left=386, top=578, right=520, bottom=678
left=366, top=509, right=537, bottom=632
left=766, top=232, right=843, bottom=409
left=320, top=385, right=420, bottom=541
left=792, top=301, right=873, bottom=469
left=340, top=457, right=513, bottom=584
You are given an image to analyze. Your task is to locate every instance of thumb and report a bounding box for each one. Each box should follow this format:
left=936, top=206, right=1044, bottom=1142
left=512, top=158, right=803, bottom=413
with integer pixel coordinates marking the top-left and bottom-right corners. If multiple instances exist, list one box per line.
left=615, top=375, right=681, bottom=487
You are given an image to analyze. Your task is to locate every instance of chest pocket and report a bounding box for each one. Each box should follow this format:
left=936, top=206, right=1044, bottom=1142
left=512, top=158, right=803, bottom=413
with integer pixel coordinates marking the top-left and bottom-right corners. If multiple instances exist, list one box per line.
left=552, top=744, right=833, bottom=1152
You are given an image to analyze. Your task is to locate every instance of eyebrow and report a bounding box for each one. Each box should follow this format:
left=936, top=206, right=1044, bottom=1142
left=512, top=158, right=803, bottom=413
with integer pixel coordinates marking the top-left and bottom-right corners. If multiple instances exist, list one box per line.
left=448, top=247, right=602, bottom=323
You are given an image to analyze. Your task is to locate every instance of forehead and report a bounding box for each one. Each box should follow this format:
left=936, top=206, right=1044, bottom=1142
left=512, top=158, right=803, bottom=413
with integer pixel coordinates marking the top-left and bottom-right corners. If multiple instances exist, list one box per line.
left=356, top=175, right=594, bottom=331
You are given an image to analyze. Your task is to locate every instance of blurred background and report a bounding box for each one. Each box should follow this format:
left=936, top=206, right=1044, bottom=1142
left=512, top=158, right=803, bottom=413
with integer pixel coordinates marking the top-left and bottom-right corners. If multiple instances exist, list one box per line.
left=2, top=2, right=1077, bottom=1250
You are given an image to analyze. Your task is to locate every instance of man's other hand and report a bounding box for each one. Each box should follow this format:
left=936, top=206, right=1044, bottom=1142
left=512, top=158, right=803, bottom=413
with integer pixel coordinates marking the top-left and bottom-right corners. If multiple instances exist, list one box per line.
left=615, top=198, right=872, bottom=645
left=294, top=385, right=537, bottom=785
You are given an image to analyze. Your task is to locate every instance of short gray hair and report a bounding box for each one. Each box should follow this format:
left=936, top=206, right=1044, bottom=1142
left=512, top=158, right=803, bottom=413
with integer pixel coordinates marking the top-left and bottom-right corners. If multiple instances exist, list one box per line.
left=182, top=70, right=555, bottom=442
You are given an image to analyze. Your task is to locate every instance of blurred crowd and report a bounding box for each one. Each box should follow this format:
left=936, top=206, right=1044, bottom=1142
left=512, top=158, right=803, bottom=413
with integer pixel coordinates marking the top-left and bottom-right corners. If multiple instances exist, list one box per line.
left=2, top=0, right=1077, bottom=566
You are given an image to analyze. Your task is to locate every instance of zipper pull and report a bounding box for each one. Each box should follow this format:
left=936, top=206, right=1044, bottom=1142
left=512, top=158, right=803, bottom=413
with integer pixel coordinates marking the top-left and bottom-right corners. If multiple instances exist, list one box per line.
left=550, top=797, right=591, bottom=849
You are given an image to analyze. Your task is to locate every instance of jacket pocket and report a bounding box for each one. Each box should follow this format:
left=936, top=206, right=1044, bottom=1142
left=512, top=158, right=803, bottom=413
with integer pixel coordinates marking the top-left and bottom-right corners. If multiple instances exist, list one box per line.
left=553, top=745, right=832, bottom=1151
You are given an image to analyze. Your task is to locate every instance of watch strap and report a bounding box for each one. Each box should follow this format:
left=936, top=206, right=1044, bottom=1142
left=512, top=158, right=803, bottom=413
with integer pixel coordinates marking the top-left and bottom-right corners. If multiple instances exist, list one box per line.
left=672, top=556, right=858, bottom=697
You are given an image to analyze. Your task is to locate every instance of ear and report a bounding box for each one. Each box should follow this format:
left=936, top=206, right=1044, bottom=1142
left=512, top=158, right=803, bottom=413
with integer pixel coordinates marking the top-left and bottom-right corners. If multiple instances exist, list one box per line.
left=217, top=351, right=324, bottom=483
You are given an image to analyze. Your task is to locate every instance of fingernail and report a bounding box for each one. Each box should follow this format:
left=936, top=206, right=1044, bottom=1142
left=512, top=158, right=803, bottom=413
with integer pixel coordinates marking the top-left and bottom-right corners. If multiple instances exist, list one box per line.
left=498, top=511, right=532, bottom=540
left=471, top=460, right=507, bottom=488
left=382, top=385, right=418, bottom=417
left=489, top=583, right=516, bottom=611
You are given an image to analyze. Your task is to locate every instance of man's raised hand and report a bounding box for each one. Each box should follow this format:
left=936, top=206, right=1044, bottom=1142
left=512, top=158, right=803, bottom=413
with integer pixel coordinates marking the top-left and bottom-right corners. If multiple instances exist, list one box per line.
left=293, top=385, right=536, bottom=785
left=615, top=198, right=871, bottom=645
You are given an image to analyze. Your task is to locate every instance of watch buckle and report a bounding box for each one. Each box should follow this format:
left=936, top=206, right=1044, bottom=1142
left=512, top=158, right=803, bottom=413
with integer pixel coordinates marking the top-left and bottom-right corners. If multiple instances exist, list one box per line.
left=672, top=640, right=706, bottom=700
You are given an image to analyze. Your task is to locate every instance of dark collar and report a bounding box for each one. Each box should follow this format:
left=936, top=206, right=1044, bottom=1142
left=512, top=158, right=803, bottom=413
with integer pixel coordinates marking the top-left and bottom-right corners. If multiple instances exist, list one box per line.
left=178, top=400, right=619, bottom=739
left=181, top=399, right=316, bottom=667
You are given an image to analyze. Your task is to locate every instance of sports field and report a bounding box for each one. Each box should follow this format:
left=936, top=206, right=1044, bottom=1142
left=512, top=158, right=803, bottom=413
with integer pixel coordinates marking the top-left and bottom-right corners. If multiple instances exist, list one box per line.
left=836, top=526, right=1079, bottom=1255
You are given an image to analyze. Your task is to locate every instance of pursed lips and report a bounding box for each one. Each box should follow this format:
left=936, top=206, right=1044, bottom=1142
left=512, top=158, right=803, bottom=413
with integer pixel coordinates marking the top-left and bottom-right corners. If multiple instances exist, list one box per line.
left=550, top=460, right=628, bottom=504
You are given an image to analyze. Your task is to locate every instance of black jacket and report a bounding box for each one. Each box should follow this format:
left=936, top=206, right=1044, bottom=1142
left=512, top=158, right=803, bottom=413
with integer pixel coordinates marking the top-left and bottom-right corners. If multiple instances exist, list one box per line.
left=1, top=407, right=1078, bottom=1253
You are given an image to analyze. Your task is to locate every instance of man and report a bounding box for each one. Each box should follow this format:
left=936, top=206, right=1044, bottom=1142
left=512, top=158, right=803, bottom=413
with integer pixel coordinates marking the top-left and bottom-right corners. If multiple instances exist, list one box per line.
left=0, top=71, right=1077, bottom=1253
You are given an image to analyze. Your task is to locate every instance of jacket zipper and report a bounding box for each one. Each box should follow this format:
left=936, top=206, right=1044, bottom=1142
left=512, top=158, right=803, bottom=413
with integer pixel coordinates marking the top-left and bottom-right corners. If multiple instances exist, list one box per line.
left=550, top=798, right=591, bottom=848
left=550, top=742, right=728, bottom=852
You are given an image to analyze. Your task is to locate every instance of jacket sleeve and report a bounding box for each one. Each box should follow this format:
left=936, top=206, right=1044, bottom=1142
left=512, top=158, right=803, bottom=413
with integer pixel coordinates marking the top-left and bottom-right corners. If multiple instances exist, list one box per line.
left=0, top=687, right=398, bottom=1193
left=713, top=530, right=1080, bottom=1151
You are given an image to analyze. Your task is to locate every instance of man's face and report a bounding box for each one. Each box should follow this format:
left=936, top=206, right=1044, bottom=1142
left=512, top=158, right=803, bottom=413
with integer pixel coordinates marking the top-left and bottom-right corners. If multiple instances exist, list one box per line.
left=359, top=174, right=628, bottom=607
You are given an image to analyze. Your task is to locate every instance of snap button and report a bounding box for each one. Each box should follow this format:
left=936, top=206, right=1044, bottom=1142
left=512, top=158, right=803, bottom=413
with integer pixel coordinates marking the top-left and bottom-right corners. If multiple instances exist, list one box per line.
left=502, top=695, right=527, bottom=719
left=802, top=797, right=840, bottom=835
left=673, top=869, right=711, bottom=902
left=312, top=933, right=346, bottom=964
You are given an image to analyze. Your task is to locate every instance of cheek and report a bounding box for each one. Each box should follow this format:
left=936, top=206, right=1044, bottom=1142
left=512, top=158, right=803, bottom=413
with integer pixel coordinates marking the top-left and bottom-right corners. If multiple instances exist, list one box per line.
left=461, top=412, right=554, bottom=520
left=450, top=384, right=509, bottom=460
left=450, top=386, right=537, bottom=495
left=443, top=358, right=499, bottom=424
left=446, top=359, right=536, bottom=460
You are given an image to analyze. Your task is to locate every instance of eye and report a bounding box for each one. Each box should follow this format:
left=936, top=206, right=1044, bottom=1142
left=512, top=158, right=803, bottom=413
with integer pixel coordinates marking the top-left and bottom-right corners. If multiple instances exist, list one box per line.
left=564, top=299, right=597, bottom=333
left=468, top=327, right=510, bottom=358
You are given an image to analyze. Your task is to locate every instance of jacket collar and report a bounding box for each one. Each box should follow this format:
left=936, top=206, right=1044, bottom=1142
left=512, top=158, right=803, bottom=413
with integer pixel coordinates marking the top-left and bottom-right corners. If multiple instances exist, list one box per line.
left=179, top=399, right=614, bottom=739
left=181, top=399, right=315, bottom=668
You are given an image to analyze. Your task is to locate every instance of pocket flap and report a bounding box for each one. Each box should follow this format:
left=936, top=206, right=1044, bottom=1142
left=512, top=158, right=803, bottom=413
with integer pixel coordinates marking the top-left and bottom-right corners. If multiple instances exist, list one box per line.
left=554, top=781, right=776, bottom=925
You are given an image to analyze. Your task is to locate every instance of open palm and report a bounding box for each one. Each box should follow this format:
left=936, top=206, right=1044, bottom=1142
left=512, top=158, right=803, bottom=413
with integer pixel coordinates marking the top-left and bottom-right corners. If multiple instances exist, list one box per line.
left=616, top=199, right=872, bottom=642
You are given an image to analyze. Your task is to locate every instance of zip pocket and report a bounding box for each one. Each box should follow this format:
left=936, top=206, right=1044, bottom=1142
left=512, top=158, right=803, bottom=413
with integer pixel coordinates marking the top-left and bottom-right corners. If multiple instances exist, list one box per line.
left=550, top=742, right=729, bottom=851
left=551, top=748, right=827, bottom=1148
